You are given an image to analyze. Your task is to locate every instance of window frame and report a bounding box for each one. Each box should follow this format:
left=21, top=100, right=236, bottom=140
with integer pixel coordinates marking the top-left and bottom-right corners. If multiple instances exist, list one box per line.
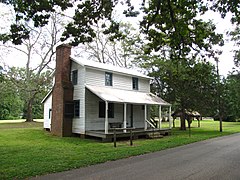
left=49, top=109, right=52, bottom=119
left=132, top=77, right=139, bottom=90
left=105, top=72, right=113, bottom=86
left=74, top=100, right=80, bottom=118
left=72, top=70, right=78, bottom=85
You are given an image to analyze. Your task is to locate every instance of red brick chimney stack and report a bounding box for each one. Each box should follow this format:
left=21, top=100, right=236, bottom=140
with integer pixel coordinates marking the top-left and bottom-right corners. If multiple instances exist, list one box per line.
left=51, top=44, right=73, bottom=137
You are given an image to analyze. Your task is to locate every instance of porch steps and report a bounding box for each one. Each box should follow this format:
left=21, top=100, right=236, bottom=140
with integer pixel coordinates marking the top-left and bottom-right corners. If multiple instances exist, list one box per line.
left=146, top=132, right=163, bottom=139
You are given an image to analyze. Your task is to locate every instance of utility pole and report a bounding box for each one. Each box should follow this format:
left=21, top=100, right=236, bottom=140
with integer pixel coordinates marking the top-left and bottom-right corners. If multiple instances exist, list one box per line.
left=216, top=59, right=222, bottom=132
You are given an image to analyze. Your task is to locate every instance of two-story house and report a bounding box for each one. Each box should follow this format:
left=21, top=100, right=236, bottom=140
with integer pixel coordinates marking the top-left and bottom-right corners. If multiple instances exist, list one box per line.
left=42, top=44, right=171, bottom=140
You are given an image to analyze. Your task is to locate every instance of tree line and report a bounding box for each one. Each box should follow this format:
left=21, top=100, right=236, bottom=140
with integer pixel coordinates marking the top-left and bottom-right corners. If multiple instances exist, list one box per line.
left=0, top=66, right=52, bottom=120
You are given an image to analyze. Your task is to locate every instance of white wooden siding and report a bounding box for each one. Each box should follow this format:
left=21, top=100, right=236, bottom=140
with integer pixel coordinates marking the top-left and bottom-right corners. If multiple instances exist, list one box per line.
left=71, top=62, right=86, bottom=134
left=85, top=68, right=105, bottom=87
left=139, top=78, right=150, bottom=92
left=43, top=94, right=52, bottom=129
left=85, top=67, right=150, bottom=93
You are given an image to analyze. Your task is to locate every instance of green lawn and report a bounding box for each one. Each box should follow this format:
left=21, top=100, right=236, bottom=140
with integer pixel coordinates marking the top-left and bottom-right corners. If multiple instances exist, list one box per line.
left=1, top=120, right=240, bottom=179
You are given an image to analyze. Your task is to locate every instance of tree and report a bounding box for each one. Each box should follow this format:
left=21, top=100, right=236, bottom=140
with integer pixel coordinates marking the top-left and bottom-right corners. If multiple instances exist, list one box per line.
left=223, top=73, right=240, bottom=121
left=137, top=0, right=223, bottom=130
left=75, top=22, right=141, bottom=67
left=0, top=0, right=139, bottom=46
left=144, top=56, right=218, bottom=130
left=6, top=67, right=52, bottom=121
left=1, top=0, right=238, bottom=47
left=0, top=12, right=62, bottom=121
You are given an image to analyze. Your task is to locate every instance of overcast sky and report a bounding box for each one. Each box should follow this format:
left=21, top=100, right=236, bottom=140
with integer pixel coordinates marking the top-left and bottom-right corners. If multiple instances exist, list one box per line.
left=0, top=2, right=237, bottom=76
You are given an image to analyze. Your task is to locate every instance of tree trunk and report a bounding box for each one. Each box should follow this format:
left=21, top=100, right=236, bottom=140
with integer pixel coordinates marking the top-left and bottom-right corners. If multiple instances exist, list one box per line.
left=26, top=98, right=34, bottom=122
left=180, top=113, right=186, bottom=130
left=188, top=120, right=191, bottom=137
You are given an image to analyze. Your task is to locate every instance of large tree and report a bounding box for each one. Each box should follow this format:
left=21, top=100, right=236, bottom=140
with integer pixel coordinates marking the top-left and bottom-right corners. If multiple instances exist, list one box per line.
left=0, top=11, right=62, bottom=121
left=75, top=22, right=142, bottom=67
left=143, top=56, right=218, bottom=130
left=137, top=0, right=223, bottom=130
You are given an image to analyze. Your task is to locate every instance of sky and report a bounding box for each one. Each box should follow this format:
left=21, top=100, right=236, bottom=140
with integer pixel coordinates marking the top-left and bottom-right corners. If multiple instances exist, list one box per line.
left=0, top=2, right=237, bottom=76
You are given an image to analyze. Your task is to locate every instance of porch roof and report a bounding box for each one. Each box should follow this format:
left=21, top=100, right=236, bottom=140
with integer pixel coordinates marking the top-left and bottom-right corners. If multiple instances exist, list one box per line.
left=86, top=85, right=170, bottom=106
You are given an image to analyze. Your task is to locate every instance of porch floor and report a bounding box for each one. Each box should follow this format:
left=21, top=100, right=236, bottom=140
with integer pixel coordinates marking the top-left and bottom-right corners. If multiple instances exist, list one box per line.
left=85, top=128, right=171, bottom=141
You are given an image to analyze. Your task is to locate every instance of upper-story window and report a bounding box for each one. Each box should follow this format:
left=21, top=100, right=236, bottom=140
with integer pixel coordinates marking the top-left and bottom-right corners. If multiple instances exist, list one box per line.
left=132, top=77, right=139, bottom=90
left=105, top=72, right=112, bottom=86
left=72, top=70, right=78, bottom=85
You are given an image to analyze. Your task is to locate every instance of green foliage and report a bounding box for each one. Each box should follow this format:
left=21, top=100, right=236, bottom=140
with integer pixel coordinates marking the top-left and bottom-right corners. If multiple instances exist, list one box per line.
left=222, top=73, right=240, bottom=120
left=146, top=57, right=218, bottom=116
left=1, top=120, right=240, bottom=179
left=0, top=67, right=52, bottom=120
left=140, top=0, right=223, bottom=57
left=1, top=0, right=239, bottom=47
left=0, top=76, right=23, bottom=119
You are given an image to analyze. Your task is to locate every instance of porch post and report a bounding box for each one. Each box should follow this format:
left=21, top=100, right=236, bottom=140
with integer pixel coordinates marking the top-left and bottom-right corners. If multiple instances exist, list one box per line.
left=105, top=101, right=108, bottom=134
left=144, top=104, right=147, bottom=130
left=169, top=106, right=172, bottom=129
left=123, top=103, right=127, bottom=133
left=159, top=105, right=162, bottom=130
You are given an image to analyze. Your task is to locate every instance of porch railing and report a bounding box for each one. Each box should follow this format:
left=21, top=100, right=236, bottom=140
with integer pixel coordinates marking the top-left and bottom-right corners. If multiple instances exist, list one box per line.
left=110, top=127, right=135, bottom=147
left=146, top=118, right=158, bottom=129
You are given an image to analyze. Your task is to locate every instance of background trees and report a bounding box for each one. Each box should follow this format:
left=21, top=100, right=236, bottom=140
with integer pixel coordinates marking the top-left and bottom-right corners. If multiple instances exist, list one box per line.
left=0, top=68, right=23, bottom=119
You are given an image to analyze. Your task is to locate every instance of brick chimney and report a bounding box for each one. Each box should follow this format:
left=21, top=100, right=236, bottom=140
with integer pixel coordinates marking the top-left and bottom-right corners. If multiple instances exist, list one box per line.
left=51, top=44, right=73, bottom=137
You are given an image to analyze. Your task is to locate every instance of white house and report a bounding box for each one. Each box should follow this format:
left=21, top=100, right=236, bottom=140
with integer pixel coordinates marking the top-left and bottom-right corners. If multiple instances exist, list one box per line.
left=42, top=44, right=171, bottom=140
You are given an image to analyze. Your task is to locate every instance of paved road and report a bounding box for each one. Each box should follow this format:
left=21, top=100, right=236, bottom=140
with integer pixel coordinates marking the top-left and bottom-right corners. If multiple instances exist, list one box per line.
left=32, top=133, right=240, bottom=180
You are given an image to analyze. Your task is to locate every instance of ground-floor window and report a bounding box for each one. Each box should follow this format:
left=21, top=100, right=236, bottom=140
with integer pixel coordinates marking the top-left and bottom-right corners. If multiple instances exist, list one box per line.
left=99, top=101, right=114, bottom=118
left=49, top=109, right=52, bottom=119
left=74, top=100, right=80, bottom=117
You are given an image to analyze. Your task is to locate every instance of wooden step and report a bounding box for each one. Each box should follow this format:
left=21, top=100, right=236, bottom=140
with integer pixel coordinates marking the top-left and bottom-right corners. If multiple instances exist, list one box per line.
left=147, top=132, right=163, bottom=139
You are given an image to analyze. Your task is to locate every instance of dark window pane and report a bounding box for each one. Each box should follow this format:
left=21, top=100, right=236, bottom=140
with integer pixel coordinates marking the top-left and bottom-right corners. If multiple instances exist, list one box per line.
left=74, top=100, right=80, bottom=117
left=99, top=101, right=114, bottom=118
left=105, top=72, right=112, bottom=86
left=49, top=109, right=52, bottom=119
left=65, top=102, right=74, bottom=117
left=72, top=70, right=78, bottom=85
left=99, top=101, right=105, bottom=118
left=132, top=77, right=138, bottom=90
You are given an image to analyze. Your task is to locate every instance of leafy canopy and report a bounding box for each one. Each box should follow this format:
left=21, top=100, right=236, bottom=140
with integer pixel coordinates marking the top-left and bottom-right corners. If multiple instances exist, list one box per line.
left=1, top=0, right=237, bottom=46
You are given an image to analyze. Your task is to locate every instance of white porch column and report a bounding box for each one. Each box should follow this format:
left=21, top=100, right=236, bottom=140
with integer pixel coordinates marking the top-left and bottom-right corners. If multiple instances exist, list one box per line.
left=169, top=106, right=172, bottom=129
left=159, top=105, right=162, bottom=130
left=144, top=104, right=147, bottom=130
left=105, top=101, right=108, bottom=134
left=123, top=103, right=127, bottom=133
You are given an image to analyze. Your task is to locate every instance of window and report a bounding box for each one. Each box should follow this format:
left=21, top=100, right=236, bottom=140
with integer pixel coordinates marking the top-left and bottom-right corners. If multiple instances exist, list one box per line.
left=64, top=100, right=80, bottom=118
left=99, top=101, right=114, bottom=118
left=105, top=72, right=112, bottom=86
left=65, top=102, right=74, bottom=117
left=74, top=100, right=80, bottom=117
left=132, top=77, right=139, bottom=90
left=49, top=109, right=52, bottom=119
left=72, top=70, right=78, bottom=85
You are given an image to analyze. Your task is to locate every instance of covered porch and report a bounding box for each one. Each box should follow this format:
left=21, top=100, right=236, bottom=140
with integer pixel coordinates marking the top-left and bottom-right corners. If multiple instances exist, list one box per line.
left=86, top=85, right=172, bottom=140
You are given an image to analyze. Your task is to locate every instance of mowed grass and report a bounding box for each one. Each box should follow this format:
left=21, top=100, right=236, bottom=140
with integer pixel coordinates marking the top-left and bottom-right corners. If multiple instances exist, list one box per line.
left=1, top=120, right=240, bottom=179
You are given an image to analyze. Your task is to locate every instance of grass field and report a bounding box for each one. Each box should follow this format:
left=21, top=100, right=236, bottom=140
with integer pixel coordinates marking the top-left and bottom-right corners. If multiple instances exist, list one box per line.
left=0, top=120, right=240, bottom=179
